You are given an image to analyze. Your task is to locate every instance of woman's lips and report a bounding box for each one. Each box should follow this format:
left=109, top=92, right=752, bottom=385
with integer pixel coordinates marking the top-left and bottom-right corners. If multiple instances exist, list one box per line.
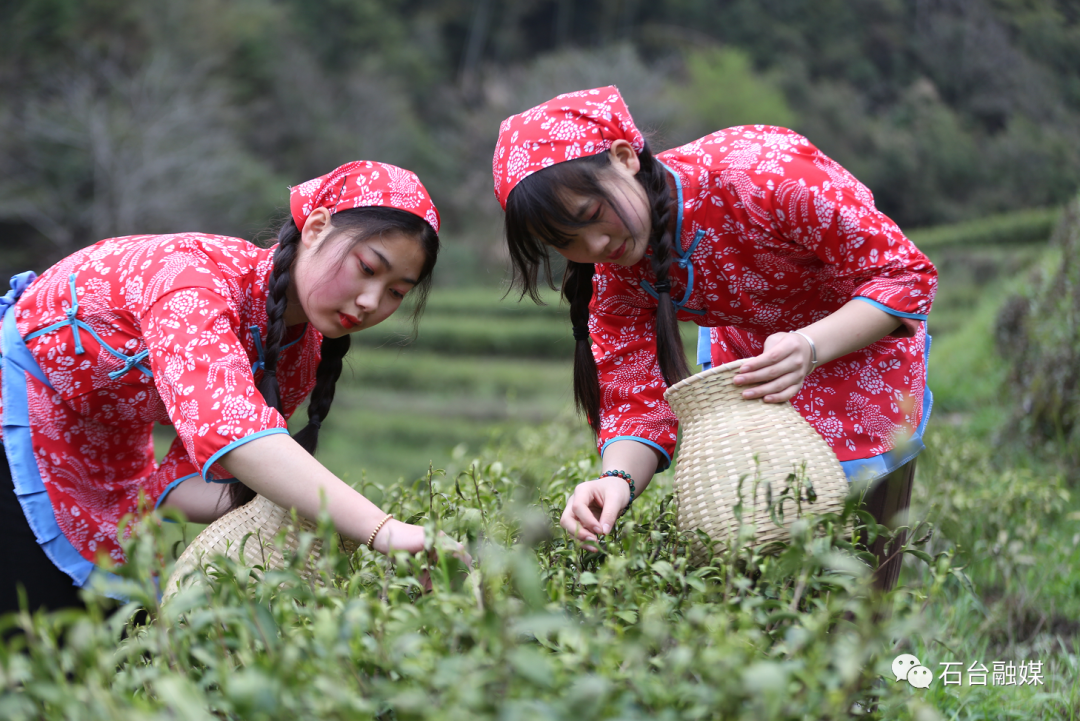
left=607, top=241, right=627, bottom=261
left=338, top=312, right=360, bottom=330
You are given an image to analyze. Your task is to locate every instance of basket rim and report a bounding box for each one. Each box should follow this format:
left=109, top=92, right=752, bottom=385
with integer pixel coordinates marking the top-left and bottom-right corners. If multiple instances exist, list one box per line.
left=663, top=359, right=746, bottom=401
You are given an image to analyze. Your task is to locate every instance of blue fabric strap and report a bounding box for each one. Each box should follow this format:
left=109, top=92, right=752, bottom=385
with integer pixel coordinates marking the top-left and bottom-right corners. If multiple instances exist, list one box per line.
left=65, top=274, right=85, bottom=355
left=22, top=272, right=154, bottom=380
left=250, top=325, right=266, bottom=373
left=108, top=349, right=152, bottom=380
left=0, top=271, right=36, bottom=315
left=2, top=303, right=97, bottom=587
left=640, top=165, right=706, bottom=316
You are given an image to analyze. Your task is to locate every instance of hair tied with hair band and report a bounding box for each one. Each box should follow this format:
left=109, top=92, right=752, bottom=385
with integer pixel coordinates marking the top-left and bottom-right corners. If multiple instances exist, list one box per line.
left=653, top=279, right=672, bottom=294
left=309, top=415, right=322, bottom=429
left=572, top=325, right=590, bottom=341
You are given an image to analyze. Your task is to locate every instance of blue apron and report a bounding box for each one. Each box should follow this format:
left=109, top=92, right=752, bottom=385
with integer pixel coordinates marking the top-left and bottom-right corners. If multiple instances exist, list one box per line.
left=0, top=269, right=293, bottom=591
left=0, top=272, right=114, bottom=589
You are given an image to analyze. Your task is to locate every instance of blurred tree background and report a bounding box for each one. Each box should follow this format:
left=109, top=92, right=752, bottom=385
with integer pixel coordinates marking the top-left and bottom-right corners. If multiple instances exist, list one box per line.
left=2, top=0, right=1078, bottom=283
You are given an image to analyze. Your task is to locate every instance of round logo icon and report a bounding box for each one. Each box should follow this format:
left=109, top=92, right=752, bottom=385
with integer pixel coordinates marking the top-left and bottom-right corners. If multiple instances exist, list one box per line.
left=892, top=654, right=921, bottom=682
left=907, top=665, right=933, bottom=689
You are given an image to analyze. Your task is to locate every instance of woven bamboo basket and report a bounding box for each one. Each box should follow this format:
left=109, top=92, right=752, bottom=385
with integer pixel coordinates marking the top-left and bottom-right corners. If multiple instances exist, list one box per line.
left=663, top=360, right=850, bottom=562
left=161, top=494, right=359, bottom=602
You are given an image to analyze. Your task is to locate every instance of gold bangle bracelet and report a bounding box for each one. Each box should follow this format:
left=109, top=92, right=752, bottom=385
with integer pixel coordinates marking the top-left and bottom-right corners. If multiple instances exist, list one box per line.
left=366, top=513, right=394, bottom=549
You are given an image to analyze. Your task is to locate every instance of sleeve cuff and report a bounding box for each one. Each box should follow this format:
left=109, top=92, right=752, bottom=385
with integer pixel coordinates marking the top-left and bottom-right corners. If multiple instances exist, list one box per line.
left=853, top=297, right=926, bottom=338
left=200, top=427, right=291, bottom=482
left=153, top=473, right=202, bottom=521
left=600, top=435, right=673, bottom=473
left=853, top=296, right=928, bottom=320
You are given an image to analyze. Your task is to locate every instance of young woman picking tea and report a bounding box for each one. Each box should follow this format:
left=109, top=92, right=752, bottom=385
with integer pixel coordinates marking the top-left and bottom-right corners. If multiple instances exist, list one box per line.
left=492, top=86, right=936, bottom=590
left=0, top=161, right=460, bottom=613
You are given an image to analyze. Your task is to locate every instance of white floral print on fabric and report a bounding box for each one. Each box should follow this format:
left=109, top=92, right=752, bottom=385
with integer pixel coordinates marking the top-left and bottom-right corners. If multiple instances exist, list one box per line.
left=0, top=234, right=322, bottom=564
left=589, top=126, right=936, bottom=464
left=289, top=160, right=440, bottom=233
left=492, top=85, right=645, bottom=209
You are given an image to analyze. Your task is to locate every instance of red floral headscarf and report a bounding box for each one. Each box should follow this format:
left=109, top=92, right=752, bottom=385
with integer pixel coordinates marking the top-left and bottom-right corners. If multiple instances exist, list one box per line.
left=491, top=85, right=645, bottom=210
left=290, top=160, right=441, bottom=233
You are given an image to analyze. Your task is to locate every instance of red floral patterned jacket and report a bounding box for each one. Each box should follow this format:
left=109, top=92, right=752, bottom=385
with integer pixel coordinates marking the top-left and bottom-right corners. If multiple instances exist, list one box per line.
left=0, top=234, right=320, bottom=563
left=590, top=127, right=936, bottom=469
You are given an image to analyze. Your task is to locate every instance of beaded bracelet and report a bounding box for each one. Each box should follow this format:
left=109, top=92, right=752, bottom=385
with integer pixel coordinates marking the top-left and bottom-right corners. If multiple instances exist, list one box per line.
left=367, top=513, right=394, bottom=549
left=600, top=469, right=635, bottom=505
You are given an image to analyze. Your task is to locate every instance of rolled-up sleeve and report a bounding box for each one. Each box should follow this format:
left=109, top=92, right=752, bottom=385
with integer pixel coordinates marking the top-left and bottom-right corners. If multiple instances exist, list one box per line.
left=590, top=270, right=678, bottom=471
left=769, top=151, right=937, bottom=337
left=143, top=287, right=288, bottom=482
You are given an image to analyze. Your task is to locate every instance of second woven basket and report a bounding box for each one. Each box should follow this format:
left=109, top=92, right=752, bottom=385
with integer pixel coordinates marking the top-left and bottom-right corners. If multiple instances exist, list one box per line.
left=161, top=494, right=359, bottom=602
left=664, top=360, right=850, bottom=562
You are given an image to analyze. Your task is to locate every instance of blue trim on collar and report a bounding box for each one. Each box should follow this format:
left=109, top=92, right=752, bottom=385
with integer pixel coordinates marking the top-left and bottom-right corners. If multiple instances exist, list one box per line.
left=640, top=229, right=707, bottom=316
left=250, top=323, right=308, bottom=374
left=639, top=162, right=706, bottom=315
left=660, top=161, right=685, bottom=240
left=282, top=324, right=307, bottom=351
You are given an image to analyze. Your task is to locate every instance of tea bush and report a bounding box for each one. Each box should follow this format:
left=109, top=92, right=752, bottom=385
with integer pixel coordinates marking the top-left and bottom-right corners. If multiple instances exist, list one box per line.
left=3, top=424, right=1078, bottom=719
left=0, top=427, right=939, bottom=720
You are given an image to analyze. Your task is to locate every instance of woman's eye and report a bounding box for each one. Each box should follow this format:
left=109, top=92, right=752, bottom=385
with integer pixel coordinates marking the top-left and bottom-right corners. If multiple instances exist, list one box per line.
left=589, top=205, right=602, bottom=221
left=358, top=259, right=374, bottom=275
left=390, top=289, right=405, bottom=300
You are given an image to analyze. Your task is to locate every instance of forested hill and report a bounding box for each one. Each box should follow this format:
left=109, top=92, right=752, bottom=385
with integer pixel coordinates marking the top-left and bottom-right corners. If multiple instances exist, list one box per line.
left=2, top=0, right=1078, bottom=279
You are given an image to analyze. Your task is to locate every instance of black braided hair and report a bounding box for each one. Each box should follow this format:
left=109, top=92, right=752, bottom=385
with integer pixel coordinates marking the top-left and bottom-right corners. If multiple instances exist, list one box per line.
left=503, top=141, right=688, bottom=435
left=562, top=261, right=600, bottom=433
left=227, top=206, right=439, bottom=509
left=637, top=144, right=691, bottom=385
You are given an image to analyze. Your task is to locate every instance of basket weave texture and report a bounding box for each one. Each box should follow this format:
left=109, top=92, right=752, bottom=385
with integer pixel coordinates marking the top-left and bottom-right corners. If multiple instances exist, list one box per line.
left=161, top=494, right=359, bottom=601
left=663, top=360, right=849, bottom=562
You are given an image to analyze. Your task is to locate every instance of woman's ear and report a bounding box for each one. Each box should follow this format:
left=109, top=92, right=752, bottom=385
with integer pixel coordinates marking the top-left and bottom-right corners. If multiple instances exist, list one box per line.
left=608, top=139, right=642, bottom=175
left=301, top=207, right=333, bottom=249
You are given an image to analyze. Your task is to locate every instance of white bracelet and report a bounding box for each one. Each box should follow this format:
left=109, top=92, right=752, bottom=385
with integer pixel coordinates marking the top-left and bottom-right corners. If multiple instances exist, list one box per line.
left=789, top=330, right=818, bottom=369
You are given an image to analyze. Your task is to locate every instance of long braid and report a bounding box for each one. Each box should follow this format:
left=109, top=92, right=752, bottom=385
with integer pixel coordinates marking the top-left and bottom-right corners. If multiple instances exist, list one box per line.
left=564, top=261, right=601, bottom=434
left=292, top=334, right=350, bottom=454
left=225, top=207, right=438, bottom=509
left=227, top=221, right=301, bottom=508
left=259, top=224, right=301, bottom=411
left=639, top=144, right=690, bottom=385
left=502, top=143, right=689, bottom=438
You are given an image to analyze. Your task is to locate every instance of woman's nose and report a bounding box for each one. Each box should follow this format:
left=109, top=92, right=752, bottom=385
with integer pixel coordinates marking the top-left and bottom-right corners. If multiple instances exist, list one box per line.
left=587, top=231, right=609, bottom=258
left=356, top=285, right=380, bottom=312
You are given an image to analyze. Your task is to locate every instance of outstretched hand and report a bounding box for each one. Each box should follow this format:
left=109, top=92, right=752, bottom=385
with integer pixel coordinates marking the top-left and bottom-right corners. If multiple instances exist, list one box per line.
left=560, top=476, right=632, bottom=551
left=732, top=331, right=815, bottom=403
left=374, top=522, right=472, bottom=592
left=374, top=521, right=471, bottom=561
